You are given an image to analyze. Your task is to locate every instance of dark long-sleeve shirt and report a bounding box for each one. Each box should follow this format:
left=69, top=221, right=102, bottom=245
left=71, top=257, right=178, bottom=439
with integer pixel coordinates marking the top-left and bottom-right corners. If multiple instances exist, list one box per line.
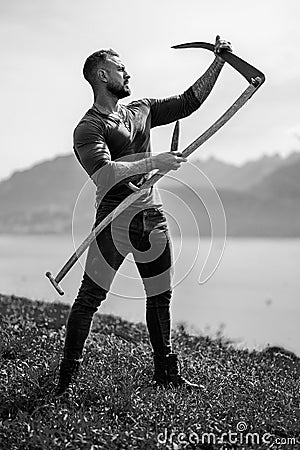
left=73, top=87, right=200, bottom=210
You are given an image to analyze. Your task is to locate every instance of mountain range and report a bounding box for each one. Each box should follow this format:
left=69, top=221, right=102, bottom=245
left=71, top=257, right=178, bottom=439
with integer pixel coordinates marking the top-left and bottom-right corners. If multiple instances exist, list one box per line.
left=0, top=152, right=299, bottom=236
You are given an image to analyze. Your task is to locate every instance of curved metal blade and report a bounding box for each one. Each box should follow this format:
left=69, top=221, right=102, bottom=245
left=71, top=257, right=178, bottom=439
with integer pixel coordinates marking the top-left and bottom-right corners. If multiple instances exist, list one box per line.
left=172, top=42, right=265, bottom=84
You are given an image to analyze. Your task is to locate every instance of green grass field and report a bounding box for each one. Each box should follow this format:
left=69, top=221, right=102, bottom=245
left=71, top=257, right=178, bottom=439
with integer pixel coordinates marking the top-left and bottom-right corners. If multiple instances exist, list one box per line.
left=0, top=294, right=299, bottom=449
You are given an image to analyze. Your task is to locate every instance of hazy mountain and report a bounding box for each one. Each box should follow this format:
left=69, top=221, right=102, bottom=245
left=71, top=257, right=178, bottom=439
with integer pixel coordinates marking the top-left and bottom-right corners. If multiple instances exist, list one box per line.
left=0, top=152, right=299, bottom=236
left=160, top=153, right=295, bottom=191
left=0, top=155, right=87, bottom=233
left=250, top=159, right=300, bottom=199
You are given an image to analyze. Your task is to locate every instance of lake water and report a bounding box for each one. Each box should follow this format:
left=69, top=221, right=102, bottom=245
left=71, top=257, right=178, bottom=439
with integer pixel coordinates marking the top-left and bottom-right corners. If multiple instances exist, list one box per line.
left=0, top=234, right=299, bottom=355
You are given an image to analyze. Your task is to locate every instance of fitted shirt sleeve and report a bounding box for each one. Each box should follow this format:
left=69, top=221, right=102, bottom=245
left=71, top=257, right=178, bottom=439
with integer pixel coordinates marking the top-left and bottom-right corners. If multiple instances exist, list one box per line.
left=73, top=121, right=116, bottom=191
left=73, top=120, right=149, bottom=194
left=148, top=86, right=200, bottom=128
left=74, top=121, right=111, bottom=177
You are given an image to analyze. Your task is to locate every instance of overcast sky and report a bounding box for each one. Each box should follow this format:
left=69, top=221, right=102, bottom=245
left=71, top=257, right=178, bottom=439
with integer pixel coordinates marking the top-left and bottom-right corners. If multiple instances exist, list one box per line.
left=0, top=0, right=299, bottom=181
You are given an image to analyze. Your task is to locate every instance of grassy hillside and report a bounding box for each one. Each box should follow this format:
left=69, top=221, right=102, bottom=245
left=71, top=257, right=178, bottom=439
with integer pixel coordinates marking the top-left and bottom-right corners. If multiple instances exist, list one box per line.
left=0, top=294, right=299, bottom=449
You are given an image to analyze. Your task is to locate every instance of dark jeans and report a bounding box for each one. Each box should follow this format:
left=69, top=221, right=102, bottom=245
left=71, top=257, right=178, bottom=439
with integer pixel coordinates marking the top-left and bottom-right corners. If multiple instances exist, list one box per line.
left=63, top=206, right=173, bottom=361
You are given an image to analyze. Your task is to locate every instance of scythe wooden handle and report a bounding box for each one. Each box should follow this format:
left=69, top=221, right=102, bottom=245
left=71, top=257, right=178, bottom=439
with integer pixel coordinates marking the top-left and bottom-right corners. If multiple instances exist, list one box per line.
left=46, top=45, right=265, bottom=295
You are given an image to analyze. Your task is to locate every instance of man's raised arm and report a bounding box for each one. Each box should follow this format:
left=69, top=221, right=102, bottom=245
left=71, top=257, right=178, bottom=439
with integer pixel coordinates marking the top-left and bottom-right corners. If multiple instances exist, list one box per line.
left=150, top=36, right=233, bottom=127
left=191, top=35, right=232, bottom=104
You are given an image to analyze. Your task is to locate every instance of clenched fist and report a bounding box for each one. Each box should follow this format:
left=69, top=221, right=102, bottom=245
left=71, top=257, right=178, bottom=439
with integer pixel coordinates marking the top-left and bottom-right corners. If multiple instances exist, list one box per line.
left=214, top=35, right=233, bottom=62
left=151, top=151, right=187, bottom=173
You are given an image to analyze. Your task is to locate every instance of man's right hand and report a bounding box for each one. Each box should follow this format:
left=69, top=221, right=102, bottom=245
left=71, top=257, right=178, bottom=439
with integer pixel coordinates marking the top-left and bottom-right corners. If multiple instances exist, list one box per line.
left=151, top=151, right=187, bottom=172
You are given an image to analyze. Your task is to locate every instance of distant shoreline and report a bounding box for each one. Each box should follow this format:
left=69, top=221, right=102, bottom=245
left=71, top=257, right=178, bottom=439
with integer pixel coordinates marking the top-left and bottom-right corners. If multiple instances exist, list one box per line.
left=1, top=231, right=300, bottom=239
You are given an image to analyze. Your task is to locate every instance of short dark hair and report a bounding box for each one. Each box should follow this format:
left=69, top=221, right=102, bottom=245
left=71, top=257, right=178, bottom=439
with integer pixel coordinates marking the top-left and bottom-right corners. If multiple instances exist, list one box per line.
left=83, top=49, right=119, bottom=86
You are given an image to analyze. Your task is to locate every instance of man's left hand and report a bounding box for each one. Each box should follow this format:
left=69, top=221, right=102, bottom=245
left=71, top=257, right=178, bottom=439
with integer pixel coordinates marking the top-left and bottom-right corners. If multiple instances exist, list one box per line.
left=214, top=35, right=233, bottom=62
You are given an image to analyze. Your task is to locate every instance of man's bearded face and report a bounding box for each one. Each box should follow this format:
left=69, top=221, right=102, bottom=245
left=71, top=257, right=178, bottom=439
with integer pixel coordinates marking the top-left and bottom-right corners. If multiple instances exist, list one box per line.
left=106, top=78, right=131, bottom=99
left=104, top=56, right=131, bottom=99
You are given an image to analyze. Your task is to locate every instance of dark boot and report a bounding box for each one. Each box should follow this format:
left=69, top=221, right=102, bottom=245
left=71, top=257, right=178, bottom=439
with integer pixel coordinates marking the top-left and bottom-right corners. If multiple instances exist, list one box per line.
left=165, top=353, right=200, bottom=389
left=152, top=353, right=168, bottom=386
left=54, top=358, right=81, bottom=397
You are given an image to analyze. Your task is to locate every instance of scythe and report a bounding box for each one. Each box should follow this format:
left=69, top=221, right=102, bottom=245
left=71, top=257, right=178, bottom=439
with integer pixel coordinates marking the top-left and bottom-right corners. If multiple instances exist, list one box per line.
left=46, top=41, right=265, bottom=295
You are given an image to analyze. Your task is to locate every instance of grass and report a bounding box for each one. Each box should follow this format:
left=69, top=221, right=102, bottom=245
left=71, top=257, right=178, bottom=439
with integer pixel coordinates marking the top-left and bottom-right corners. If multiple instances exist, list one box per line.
left=0, top=294, right=299, bottom=450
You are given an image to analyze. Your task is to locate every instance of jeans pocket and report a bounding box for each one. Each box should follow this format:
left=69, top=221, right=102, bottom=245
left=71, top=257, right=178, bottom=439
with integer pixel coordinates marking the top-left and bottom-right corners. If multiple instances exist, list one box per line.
left=144, top=211, right=168, bottom=233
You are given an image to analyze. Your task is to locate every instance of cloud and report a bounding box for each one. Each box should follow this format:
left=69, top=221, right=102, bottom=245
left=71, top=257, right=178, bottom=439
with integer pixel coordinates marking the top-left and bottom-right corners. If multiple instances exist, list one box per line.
left=287, top=125, right=300, bottom=140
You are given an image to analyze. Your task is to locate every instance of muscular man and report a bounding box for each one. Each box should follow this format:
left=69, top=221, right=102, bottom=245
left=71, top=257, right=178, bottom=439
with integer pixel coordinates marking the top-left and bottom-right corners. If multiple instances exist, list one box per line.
left=55, top=36, right=232, bottom=395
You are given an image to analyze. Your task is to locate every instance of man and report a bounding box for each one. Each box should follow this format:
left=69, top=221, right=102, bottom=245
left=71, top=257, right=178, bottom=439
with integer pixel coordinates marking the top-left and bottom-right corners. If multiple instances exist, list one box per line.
left=55, top=36, right=232, bottom=396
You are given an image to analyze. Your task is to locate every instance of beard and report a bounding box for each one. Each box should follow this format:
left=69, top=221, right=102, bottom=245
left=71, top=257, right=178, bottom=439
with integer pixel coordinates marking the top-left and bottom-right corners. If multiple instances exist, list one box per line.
left=107, top=80, right=131, bottom=99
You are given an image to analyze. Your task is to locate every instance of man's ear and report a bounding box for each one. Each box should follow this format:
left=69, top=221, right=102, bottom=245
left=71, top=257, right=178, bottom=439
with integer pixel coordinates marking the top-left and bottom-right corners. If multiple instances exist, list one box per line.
left=97, top=68, right=108, bottom=82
